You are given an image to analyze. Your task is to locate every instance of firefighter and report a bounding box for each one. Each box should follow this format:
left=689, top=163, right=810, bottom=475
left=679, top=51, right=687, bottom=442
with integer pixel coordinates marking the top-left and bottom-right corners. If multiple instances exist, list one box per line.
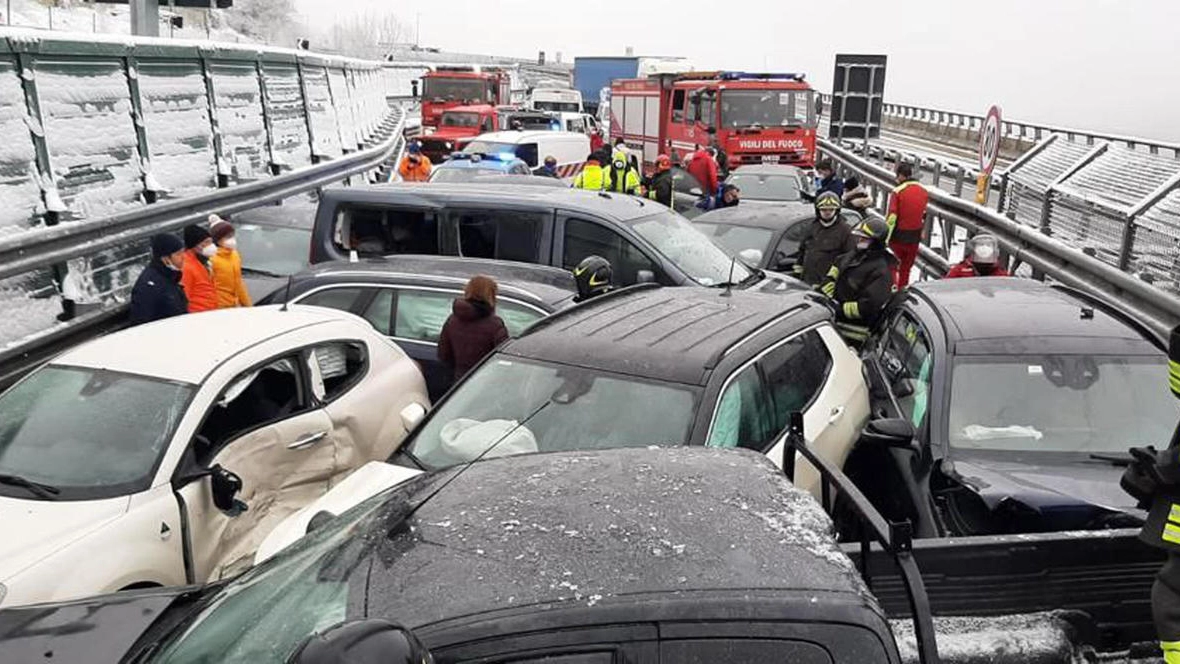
left=944, top=234, right=1010, bottom=278
left=708, top=128, right=730, bottom=179
left=645, top=154, right=674, bottom=207
left=606, top=149, right=641, bottom=195
left=819, top=216, right=897, bottom=346
left=572, top=255, right=613, bottom=303
left=1121, top=326, right=1180, bottom=664
left=886, top=161, right=930, bottom=289
left=572, top=153, right=607, bottom=190
left=795, top=191, right=856, bottom=286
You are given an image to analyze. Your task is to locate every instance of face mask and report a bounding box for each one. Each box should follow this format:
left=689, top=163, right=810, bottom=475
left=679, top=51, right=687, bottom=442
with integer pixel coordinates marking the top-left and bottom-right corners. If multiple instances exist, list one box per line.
left=856, top=239, right=872, bottom=251
left=164, top=258, right=181, bottom=271
left=221, top=237, right=237, bottom=250
left=200, top=244, right=217, bottom=258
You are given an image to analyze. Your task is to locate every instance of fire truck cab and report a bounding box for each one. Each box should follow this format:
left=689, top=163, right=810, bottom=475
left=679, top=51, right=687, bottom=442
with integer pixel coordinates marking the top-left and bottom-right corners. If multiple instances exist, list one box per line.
left=610, top=71, right=818, bottom=172
left=418, top=105, right=557, bottom=162
left=421, top=67, right=514, bottom=128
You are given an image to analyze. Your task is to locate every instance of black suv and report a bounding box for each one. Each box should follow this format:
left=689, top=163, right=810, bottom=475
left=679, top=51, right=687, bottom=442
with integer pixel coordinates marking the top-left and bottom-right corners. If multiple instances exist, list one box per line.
left=308, top=183, right=803, bottom=293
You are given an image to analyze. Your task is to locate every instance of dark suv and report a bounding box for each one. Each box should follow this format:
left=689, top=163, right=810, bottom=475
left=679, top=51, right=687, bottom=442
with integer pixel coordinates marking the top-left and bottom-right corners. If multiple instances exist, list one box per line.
left=308, top=183, right=803, bottom=293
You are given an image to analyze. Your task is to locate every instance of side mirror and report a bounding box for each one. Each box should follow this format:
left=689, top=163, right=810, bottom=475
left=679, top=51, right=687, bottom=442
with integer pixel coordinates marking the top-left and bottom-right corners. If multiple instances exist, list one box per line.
left=738, top=248, right=763, bottom=267
left=636, top=269, right=656, bottom=284
left=861, top=418, right=918, bottom=451
left=400, top=403, right=427, bottom=432
left=209, top=465, right=247, bottom=516
left=688, top=187, right=703, bottom=197
left=289, top=619, right=433, bottom=664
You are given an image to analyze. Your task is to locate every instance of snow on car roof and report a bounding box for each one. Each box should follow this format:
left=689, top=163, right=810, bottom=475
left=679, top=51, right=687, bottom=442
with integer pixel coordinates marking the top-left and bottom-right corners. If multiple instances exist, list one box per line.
left=363, top=447, right=865, bottom=629
left=53, top=305, right=360, bottom=384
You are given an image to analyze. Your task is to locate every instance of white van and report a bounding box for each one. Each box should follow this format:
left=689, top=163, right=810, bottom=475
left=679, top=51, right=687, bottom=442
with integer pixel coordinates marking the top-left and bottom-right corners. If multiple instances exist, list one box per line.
left=554, top=111, right=602, bottom=138
left=527, top=87, right=584, bottom=113
left=461, top=130, right=590, bottom=179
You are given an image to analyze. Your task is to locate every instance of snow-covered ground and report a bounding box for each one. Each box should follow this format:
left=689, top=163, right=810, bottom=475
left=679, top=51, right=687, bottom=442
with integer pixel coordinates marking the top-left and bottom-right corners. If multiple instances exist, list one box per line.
left=1, top=0, right=250, bottom=42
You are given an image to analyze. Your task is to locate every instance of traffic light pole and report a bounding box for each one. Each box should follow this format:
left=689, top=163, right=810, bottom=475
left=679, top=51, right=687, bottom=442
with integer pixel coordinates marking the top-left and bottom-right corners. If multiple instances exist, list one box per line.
left=130, top=0, right=160, bottom=36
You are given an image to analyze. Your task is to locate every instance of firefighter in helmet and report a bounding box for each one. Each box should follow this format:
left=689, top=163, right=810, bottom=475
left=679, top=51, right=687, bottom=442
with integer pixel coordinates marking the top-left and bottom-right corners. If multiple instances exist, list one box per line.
left=818, top=216, right=897, bottom=346
left=795, top=191, right=855, bottom=286
left=573, top=255, right=613, bottom=303
left=944, top=233, right=1010, bottom=278
left=605, top=149, right=641, bottom=195
left=1121, top=326, right=1180, bottom=664
left=644, top=154, right=674, bottom=207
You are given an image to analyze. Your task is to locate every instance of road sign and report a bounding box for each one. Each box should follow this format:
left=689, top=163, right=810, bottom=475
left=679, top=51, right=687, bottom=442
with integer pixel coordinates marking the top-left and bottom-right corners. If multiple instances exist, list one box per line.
left=978, top=105, right=1002, bottom=175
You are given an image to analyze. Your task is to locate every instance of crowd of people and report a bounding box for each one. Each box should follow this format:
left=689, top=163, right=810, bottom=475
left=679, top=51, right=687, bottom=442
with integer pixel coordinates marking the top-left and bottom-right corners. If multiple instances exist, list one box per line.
left=129, top=215, right=252, bottom=325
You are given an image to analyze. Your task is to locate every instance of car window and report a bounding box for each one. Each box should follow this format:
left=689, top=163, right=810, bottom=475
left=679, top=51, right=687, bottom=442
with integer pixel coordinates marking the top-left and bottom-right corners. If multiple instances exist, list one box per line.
left=760, top=331, right=833, bottom=433
left=362, top=289, right=394, bottom=335
left=511, top=655, right=614, bottom=664
left=563, top=217, right=659, bottom=285
left=195, top=356, right=308, bottom=463
left=706, top=363, right=776, bottom=451
left=299, top=287, right=368, bottom=314
left=773, top=219, right=813, bottom=267
left=882, top=313, right=933, bottom=427
left=454, top=209, right=544, bottom=263
left=662, top=639, right=833, bottom=664
left=672, top=89, right=686, bottom=123
left=671, top=167, right=703, bottom=194
left=334, top=204, right=440, bottom=258
left=498, top=300, right=547, bottom=336
left=309, top=342, right=368, bottom=402
left=394, top=289, right=455, bottom=343
left=0, top=366, right=192, bottom=498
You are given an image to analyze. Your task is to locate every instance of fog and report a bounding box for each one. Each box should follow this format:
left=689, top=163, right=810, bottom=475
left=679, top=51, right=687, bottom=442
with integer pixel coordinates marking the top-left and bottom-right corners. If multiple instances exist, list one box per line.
left=297, top=0, right=1180, bottom=142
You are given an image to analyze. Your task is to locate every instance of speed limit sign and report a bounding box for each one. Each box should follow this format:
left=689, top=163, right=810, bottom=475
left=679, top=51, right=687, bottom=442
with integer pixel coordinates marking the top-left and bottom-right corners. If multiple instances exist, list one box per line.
left=978, top=105, right=1002, bottom=175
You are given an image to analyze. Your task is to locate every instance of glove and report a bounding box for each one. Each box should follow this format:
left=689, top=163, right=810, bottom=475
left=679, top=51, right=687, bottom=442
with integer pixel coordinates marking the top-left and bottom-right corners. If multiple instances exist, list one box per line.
left=1121, top=446, right=1180, bottom=508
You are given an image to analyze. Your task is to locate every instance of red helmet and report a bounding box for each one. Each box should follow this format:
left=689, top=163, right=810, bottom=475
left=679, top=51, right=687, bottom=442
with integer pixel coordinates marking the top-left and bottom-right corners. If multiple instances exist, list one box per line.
left=656, top=154, right=672, bottom=171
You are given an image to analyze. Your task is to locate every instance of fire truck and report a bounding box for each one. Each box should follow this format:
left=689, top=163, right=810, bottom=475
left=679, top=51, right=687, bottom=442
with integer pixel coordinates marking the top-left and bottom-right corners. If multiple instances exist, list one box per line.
left=608, top=71, right=819, bottom=172
left=417, top=105, right=556, bottom=163
left=420, top=67, right=515, bottom=128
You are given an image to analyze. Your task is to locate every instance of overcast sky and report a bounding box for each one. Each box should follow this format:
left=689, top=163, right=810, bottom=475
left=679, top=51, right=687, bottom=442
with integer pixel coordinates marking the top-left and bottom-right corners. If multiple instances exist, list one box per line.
left=295, top=0, right=1179, bottom=141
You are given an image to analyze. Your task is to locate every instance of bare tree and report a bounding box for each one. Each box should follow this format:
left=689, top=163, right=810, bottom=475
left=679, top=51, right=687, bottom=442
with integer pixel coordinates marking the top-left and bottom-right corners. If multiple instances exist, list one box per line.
left=324, top=11, right=407, bottom=59
left=223, top=0, right=299, bottom=46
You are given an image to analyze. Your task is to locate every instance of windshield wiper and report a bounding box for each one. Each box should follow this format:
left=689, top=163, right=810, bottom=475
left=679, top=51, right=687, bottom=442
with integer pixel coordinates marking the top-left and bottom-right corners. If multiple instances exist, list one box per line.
left=1088, top=453, right=1134, bottom=467
left=0, top=473, right=61, bottom=499
left=241, top=266, right=287, bottom=279
left=394, top=446, right=426, bottom=470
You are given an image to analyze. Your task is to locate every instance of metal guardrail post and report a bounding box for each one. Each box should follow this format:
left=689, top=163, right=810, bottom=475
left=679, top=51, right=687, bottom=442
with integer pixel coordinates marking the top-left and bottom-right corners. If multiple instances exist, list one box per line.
left=122, top=54, right=159, bottom=203
left=199, top=51, right=228, bottom=188
left=325, top=66, right=349, bottom=156
left=14, top=51, right=63, bottom=220
left=296, top=59, right=320, bottom=165
left=1119, top=171, right=1180, bottom=271
left=953, top=165, right=965, bottom=197
left=255, top=60, right=280, bottom=176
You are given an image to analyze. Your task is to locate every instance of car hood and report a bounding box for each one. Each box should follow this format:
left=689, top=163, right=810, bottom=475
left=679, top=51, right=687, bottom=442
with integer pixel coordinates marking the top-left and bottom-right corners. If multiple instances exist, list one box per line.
left=948, top=450, right=1144, bottom=528
left=743, top=269, right=810, bottom=294
left=254, top=461, right=422, bottom=564
left=422, top=127, right=478, bottom=141
left=0, top=586, right=195, bottom=664
left=0, top=495, right=129, bottom=584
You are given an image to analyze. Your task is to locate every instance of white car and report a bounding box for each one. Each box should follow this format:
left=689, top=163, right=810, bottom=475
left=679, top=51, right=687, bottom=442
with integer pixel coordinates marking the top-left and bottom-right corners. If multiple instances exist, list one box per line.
left=0, top=305, right=428, bottom=608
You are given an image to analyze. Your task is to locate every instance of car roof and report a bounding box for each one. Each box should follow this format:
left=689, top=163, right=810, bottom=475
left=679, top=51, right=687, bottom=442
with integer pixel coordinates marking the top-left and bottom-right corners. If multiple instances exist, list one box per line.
left=292, top=255, right=577, bottom=307
left=730, top=164, right=807, bottom=177
left=320, top=183, right=664, bottom=223
left=501, top=285, right=826, bottom=385
left=693, top=203, right=813, bottom=229
left=365, top=447, right=865, bottom=631
left=910, top=279, right=1162, bottom=355
left=232, top=194, right=319, bottom=229
left=52, top=306, right=352, bottom=384
left=434, top=158, right=521, bottom=171
left=471, top=130, right=583, bottom=143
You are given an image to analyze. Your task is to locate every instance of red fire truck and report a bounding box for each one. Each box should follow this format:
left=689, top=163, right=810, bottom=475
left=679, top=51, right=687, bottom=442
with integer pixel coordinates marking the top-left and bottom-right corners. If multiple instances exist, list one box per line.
left=417, top=105, right=556, bottom=162
left=420, top=67, right=514, bottom=128
left=608, top=71, right=818, bottom=172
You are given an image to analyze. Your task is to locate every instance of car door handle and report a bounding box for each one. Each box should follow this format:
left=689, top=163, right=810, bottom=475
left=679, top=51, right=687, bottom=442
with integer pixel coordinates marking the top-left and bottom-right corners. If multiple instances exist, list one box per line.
left=828, top=406, right=845, bottom=424
left=288, top=431, right=329, bottom=450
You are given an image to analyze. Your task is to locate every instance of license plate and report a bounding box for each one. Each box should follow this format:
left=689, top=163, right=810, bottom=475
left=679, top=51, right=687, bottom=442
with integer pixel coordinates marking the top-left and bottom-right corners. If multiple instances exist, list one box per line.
left=761, top=155, right=779, bottom=163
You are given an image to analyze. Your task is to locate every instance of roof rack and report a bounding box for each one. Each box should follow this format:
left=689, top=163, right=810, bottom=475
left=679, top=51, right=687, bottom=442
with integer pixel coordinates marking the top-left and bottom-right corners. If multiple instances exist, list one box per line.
left=517, top=283, right=662, bottom=337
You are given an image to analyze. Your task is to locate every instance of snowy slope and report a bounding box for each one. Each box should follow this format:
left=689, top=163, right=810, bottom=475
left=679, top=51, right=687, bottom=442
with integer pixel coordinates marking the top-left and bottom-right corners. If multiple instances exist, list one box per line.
left=2, top=0, right=252, bottom=42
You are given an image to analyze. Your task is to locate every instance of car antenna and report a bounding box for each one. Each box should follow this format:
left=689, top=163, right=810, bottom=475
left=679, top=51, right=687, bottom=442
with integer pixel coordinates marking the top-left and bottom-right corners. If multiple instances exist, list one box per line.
left=721, top=255, right=736, bottom=298
left=279, top=275, right=294, bottom=312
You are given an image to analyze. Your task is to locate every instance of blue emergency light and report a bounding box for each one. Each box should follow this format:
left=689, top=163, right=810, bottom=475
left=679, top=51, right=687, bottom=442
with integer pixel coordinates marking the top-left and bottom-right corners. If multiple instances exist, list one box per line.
left=718, top=71, right=806, bottom=82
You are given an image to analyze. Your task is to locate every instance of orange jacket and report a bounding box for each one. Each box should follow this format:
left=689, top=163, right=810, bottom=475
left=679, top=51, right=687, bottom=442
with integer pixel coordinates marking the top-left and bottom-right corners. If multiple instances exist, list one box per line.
left=398, top=154, right=433, bottom=182
left=179, top=249, right=218, bottom=313
left=211, top=246, right=252, bottom=308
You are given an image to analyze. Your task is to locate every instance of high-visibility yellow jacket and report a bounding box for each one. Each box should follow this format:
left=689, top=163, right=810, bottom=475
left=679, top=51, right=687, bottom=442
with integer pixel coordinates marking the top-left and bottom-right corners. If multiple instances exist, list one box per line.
left=573, top=162, right=607, bottom=190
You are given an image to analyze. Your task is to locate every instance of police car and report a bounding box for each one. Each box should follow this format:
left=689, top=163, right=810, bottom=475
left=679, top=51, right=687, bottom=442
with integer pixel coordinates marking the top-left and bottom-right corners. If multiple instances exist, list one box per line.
left=428, top=152, right=533, bottom=183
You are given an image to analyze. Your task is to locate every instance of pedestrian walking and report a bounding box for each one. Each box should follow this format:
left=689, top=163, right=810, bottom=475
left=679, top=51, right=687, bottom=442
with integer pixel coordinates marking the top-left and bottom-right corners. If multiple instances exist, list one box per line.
left=886, top=162, right=930, bottom=289
left=180, top=224, right=218, bottom=313
left=208, top=215, right=252, bottom=308
left=129, top=233, right=188, bottom=325
left=398, top=142, right=433, bottom=182
left=438, top=275, right=510, bottom=382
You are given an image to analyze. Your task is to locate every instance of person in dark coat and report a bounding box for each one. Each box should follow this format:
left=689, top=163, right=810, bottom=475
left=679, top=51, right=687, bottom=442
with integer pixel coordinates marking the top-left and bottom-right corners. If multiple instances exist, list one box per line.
left=437, top=275, right=509, bottom=381
left=815, top=158, right=845, bottom=197
left=535, top=156, right=560, bottom=178
left=819, top=215, right=897, bottom=347
left=644, top=154, right=674, bottom=207
left=129, top=233, right=189, bottom=325
left=796, top=191, right=856, bottom=285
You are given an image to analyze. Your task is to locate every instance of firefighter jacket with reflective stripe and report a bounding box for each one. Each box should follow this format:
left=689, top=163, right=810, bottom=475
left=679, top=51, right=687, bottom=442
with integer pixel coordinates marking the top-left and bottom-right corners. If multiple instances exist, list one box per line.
left=646, top=170, right=674, bottom=207
left=820, top=247, right=896, bottom=342
left=797, top=217, right=856, bottom=286
left=573, top=162, right=607, bottom=190
left=886, top=179, right=929, bottom=244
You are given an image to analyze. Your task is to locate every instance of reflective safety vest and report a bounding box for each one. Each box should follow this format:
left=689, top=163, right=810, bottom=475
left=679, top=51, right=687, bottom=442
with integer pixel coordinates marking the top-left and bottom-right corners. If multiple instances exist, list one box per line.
left=573, top=163, right=607, bottom=191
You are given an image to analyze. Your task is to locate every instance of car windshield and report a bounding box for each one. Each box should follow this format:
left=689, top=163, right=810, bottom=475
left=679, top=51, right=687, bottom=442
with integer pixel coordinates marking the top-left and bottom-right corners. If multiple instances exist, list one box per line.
left=720, top=89, right=813, bottom=128
left=726, top=173, right=802, bottom=201
left=628, top=208, right=752, bottom=285
left=404, top=357, right=699, bottom=468
left=440, top=112, right=480, bottom=127
left=234, top=223, right=312, bottom=277
left=0, top=366, right=191, bottom=499
left=423, top=77, right=490, bottom=102
left=534, top=100, right=579, bottom=113
left=694, top=223, right=775, bottom=262
left=429, top=166, right=505, bottom=182
left=948, top=355, right=1178, bottom=453
left=463, top=140, right=539, bottom=167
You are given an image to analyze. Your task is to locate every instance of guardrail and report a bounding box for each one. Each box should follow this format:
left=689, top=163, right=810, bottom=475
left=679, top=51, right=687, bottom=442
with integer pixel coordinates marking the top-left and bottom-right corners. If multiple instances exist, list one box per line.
left=818, top=138, right=1180, bottom=338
